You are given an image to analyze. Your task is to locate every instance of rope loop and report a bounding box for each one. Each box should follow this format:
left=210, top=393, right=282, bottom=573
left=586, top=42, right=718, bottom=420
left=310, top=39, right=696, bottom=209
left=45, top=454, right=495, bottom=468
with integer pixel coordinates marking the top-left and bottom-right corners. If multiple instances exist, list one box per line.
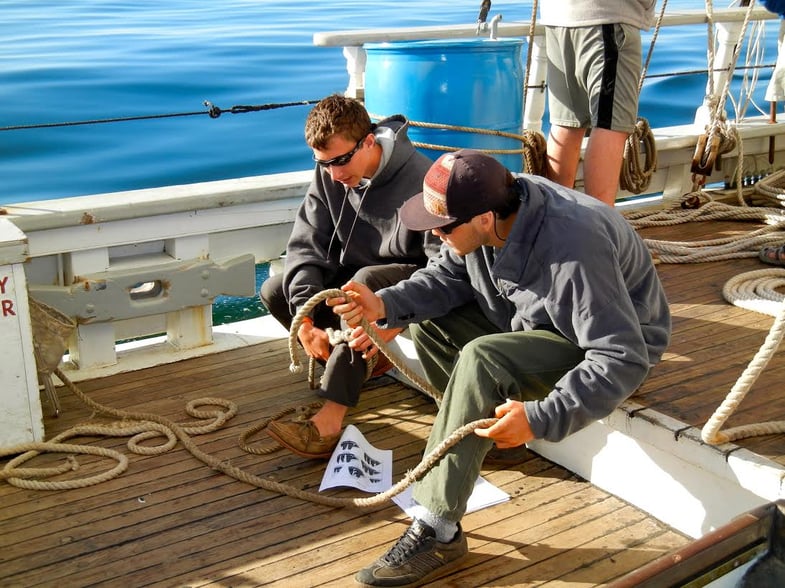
left=620, top=117, right=657, bottom=194
left=8, top=288, right=497, bottom=508
left=702, top=270, right=785, bottom=445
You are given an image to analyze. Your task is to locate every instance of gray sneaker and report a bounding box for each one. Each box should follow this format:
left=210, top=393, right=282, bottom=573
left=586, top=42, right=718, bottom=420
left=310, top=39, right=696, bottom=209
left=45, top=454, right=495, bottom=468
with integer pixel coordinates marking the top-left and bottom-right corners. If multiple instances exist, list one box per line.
left=355, top=519, right=468, bottom=587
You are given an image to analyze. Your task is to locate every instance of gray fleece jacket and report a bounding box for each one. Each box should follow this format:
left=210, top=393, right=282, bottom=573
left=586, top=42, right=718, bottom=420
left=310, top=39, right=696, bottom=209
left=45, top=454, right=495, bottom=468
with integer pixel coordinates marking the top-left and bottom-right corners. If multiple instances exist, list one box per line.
left=283, top=115, right=439, bottom=314
left=378, top=174, right=671, bottom=443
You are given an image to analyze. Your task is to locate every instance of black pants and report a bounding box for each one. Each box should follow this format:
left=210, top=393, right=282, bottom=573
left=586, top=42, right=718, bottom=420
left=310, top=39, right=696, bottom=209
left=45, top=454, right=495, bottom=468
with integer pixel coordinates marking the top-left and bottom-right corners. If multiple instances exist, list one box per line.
left=259, top=263, right=420, bottom=406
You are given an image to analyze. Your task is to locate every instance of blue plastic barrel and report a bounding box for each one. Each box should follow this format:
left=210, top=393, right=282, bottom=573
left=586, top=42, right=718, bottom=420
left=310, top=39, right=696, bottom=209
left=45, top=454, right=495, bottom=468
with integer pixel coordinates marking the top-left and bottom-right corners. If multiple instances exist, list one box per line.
left=364, top=38, right=524, bottom=172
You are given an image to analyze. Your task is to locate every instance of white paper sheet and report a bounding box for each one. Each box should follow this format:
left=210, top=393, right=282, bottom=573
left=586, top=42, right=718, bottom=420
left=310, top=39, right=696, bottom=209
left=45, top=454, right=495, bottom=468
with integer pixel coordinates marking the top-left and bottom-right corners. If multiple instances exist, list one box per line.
left=319, top=425, right=510, bottom=515
left=319, top=424, right=392, bottom=493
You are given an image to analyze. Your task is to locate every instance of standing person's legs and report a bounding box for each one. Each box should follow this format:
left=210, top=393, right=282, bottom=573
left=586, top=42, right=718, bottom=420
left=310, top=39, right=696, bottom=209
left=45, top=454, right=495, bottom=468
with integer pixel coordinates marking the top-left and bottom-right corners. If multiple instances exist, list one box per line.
left=546, top=125, right=587, bottom=191
left=545, top=24, right=641, bottom=206
left=582, top=23, right=641, bottom=205
left=545, top=25, right=589, bottom=192
left=583, top=127, right=629, bottom=205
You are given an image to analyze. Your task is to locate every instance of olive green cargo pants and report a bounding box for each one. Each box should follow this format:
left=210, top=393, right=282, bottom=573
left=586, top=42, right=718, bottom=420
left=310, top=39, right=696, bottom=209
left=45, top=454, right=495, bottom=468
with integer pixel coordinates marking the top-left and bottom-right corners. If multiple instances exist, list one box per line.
left=410, top=303, right=584, bottom=521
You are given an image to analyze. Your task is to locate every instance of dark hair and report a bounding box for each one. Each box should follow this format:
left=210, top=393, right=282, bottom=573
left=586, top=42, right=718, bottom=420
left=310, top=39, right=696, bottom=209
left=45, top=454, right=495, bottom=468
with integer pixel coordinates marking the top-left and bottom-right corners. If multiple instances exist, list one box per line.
left=304, top=94, right=373, bottom=149
left=492, top=172, right=523, bottom=220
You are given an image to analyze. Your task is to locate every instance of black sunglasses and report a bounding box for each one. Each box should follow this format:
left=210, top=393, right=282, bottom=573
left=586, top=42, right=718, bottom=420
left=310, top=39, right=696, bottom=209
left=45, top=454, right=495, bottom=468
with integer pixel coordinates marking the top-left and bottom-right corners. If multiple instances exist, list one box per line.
left=313, top=137, right=365, bottom=167
left=437, top=219, right=468, bottom=235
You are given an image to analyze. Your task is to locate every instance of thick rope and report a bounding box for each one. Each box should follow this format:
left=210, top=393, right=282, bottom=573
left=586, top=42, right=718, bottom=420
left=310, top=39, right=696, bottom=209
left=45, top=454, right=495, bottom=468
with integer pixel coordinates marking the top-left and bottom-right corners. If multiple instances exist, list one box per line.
left=702, top=270, right=785, bottom=444
left=643, top=223, right=785, bottom=263
left=723, top=268, right=785, bottom=317
left=32, top=368, right=494, bottom=508
left=620, top=117, right=658, bottom=194
left=623, top=200, right=785, bottom=263
left=241, top=288, right=447, bottom=455
left=619, top=0, right=668, bottom=194
left=287, top=291, right=375, bottom=385
left=368, top=114, right=547, bottom=176
left=287, top=289, right=442, bottom=404
left=626, top=193, right=785, bottom=445
left=624, top=200, right=785, bottom=229
left=4, top=296, right=494, bottom=507
left=622, top=200, right=785, bottom=445
left=0, top=398, right=233, bottom=490
left=754, top=168, right=785, bottom=207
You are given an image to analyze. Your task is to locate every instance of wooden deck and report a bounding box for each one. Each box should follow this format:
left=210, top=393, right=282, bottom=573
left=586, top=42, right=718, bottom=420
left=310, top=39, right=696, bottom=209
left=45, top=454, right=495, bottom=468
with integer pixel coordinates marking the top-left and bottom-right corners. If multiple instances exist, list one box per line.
left=2, top=215, right=784, bottom=587
left=635, top=217, right=785, bottom=466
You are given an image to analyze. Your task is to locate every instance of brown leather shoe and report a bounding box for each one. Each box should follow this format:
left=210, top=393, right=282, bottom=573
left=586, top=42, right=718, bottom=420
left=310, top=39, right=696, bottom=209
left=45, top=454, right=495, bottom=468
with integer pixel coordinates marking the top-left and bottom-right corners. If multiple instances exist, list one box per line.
left=266, top=419, right=340, bottom=459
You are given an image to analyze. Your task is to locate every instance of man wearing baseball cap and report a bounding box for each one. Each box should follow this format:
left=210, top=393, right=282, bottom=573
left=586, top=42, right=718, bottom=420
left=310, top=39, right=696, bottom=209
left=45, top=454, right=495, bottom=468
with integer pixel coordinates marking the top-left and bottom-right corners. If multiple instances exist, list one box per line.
left=329, top=149, right=671, bottom=587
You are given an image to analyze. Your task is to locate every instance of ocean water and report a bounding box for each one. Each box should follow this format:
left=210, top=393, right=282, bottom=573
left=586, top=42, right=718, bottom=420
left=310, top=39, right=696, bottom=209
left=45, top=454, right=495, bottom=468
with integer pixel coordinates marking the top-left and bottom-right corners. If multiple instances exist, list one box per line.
left=2, top=0, right=781, bottom=320
left=2, top=0, right=781, bottom=205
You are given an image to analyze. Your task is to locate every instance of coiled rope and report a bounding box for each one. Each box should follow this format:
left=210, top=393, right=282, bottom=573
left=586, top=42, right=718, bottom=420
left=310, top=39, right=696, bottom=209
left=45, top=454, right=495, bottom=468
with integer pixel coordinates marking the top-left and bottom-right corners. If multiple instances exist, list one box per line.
left=624, top=199, right=785, bottom=229
left=620, top=117, right=658, bottom=194
left=701, top=269, right=785, bottom=444
left=754, top=168, right=785, bottom=208
left=623, top=200, right=785, bottom=263
left=2, top=297, right=495, bottom=510
left=623, top=196, right=785, bottom=446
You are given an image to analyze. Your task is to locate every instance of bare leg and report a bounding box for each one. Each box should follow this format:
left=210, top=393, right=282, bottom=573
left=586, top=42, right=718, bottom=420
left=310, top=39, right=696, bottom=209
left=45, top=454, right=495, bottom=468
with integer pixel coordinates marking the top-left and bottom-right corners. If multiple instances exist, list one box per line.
left=582, top=127, right=629, bottom=206
left=310, top=400, right=349, bottom=437
left=546, top=124, right=586, bottom=190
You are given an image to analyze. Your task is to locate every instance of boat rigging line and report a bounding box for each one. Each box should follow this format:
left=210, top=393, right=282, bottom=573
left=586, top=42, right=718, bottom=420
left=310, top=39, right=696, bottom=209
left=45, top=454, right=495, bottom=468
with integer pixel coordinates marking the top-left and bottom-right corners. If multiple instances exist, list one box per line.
left=0, top=99, right=321, bottom=132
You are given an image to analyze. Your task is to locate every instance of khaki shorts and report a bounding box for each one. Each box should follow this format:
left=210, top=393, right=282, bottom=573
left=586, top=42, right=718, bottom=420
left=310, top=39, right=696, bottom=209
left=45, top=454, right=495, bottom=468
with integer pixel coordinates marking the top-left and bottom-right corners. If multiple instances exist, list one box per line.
left=546, top=23, right=642, bottom=133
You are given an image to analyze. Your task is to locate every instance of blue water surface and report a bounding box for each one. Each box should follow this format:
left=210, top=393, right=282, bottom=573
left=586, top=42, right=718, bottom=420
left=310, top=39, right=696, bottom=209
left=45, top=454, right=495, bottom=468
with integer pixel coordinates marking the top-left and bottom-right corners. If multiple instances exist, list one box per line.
left=2, top=0, right=780, bottom=204
left=1, top=0, right=781, bottom=321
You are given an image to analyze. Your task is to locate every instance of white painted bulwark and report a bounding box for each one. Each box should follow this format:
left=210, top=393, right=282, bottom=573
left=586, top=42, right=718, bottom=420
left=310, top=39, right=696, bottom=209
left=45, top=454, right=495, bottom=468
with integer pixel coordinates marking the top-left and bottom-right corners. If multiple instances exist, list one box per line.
left=528, top=401, right=785, bottom=539
left=0, top=219, right=44, bottom=445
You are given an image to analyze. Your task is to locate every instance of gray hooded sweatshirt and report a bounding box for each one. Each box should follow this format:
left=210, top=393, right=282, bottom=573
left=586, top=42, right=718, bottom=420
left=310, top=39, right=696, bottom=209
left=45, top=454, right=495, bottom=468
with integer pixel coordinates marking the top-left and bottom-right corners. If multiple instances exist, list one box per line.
left=283, top=115, right=439, bottom=314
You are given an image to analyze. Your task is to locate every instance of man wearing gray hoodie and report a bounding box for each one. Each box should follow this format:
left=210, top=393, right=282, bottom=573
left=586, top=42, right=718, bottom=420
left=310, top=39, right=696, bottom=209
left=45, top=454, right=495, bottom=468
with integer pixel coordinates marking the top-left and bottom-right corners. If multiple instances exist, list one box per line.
left=260, top=94, right=438, bottom=459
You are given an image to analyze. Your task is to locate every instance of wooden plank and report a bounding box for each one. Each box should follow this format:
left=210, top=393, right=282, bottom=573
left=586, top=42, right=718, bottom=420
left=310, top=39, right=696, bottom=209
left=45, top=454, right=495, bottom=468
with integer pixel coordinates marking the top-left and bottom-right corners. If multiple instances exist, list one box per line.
left=7, top=214, right=785, bottom=587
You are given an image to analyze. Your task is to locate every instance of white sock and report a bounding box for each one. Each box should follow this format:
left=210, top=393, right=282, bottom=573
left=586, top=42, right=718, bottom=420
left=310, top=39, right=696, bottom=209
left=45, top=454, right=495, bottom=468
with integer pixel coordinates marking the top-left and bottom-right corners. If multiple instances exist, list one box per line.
left=411, top=505, right=459, bottom=543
